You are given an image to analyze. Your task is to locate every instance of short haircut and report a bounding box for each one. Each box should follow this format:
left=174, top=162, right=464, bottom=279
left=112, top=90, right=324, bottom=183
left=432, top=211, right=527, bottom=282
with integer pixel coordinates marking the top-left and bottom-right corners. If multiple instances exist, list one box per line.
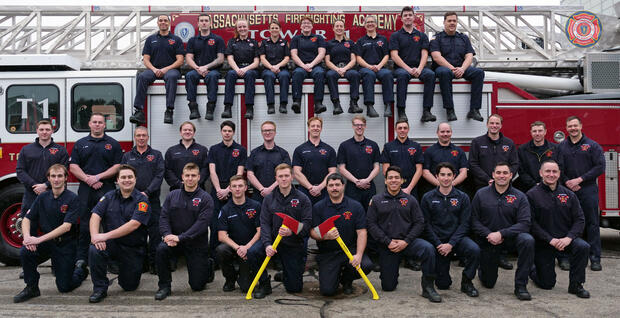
left=401, top=6, right=414, bottom=16
left=493, top=161, right=511, bottom=171
left=444, top=11, right=458, bottom=20
left=47, top=164, right=68, bottom=178
left=365, top=15, right=377, bottom=23
left=385, top=165, right=402, bottom=177
left=183, top=162, right=200, bottom=173
left=352, top=115, right=366, bottom=124
left=435, top=162, right=456, bottom=175
left=540, top=160, right=559, bottom=170
left=261, top=120, right=276, bottom=130
left=436, top=122, right=451, bottom=133
left=270, top=19, right=281, bottom=27
left=326, top=173, right=346, bottom=184
left=198, top=13, right=210, bottom=21
left=229, top=175, right=247, bottom=184
left=221, top=120, right=236, bottom=132
left=36, top=119, right=52, bottom=129
left=566, top=115, right=582, bottom=124
left=488, top=113, right=503, bottom=123
left=90, top=112, right=105, bottom=121
left=275, top=163, right=292, bottom=174
left=134, top=126, right=148, bottom=134
left=530, top=121, right=546, bottom=129
left=180, top=121, right=196, bottom=132
left=117, top=164, right=136, bottom=178
left=307, top=116, right=323, bottom=127
left=395, top=118, right=409, bottom=127
left=301, top=16, right=313, bottom=24
left=158, top=14, right=171, bottom=21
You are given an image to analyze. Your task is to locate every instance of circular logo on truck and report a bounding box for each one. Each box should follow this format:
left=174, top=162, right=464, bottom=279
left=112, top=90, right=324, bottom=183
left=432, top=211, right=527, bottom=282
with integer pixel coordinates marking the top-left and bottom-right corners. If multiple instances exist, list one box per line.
left=565, top=11, right=602, bottom=48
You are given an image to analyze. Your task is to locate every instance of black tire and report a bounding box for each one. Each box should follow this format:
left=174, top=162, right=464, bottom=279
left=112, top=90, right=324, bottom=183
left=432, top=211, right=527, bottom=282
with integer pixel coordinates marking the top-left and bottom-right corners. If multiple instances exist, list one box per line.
left=0, top=183, right=24, bottom=266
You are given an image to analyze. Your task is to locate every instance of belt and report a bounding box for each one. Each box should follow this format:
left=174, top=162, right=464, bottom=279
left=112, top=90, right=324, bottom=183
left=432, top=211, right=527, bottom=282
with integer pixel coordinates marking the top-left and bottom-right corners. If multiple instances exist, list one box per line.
left=238, top=62, right=250, bottom=67
left=336, top=62, right=348, bottom=68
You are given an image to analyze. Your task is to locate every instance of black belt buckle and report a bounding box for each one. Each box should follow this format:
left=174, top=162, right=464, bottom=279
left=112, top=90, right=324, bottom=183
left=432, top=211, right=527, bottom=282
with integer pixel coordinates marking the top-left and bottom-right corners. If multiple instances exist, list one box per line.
left=239, top=63, right=250, bottom=67
left=336, top=62, right=347, bottom=68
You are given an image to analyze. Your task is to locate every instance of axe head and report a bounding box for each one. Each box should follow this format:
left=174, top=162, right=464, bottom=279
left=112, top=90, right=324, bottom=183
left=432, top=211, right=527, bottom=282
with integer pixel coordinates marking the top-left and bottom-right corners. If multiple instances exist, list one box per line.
left=313, top=215, right=341, bottom=239
left=275, top=213, right=304, bottom=234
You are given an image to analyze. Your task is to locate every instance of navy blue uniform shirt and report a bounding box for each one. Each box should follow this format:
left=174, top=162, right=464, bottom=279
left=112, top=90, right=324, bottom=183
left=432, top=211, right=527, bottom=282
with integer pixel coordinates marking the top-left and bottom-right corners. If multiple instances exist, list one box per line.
left=312, top=196, right=366, bottom=253
left=517, top=140, right=559, bottom=190
left=259, top=37, right=290, bottom=66
left=69, top=134, right=122, bottom=186
left=260, top=188, right=312, bottom=248
left=186, top=33, right=225, bottom=68
left=389, top=28, right=429, bottom=68
left=164, top=140, right=209, bottom=190
left=142, top=33, right=185, bottom=69
left=290, top=34, right=327, bottom=64
left=469, top=133, right=519, bottom=187
left=423, top=142, right=468, bottom=175
left=17, top=138, right=68, bottom=190
left=246, top=144, right=291, bottom=188
left=217, top=198, right=261, bottom=245
left=292, top=140, right=337, bottom=185
left=366, top=190, right=425, bottom=246
left=471, top=185, right=530, bottom=239
left=557, top=134, right=605, bottom=188
left=160, top=187, right=213, bottom=246
left=421, top=187, right=471, bottom=247
left=208, top=141, right=247, bottom=187
left=337, top=137, right=380, bottom=180
left=92, top=189, right=151, bottom=246
left=380, top=138, right=424, bottom=182
left=354, top=34, right=389, bottom=65
left=121, top=146, right=164, bottom=198
left=26, top=189, right=79, bottom=240
left=225, top=38, right=259, bottom=65
left=326, top=39, right=355, bottom=65
left=429, top=31, right=475, bottom=69
left=527, top=183, right=584, bottom=243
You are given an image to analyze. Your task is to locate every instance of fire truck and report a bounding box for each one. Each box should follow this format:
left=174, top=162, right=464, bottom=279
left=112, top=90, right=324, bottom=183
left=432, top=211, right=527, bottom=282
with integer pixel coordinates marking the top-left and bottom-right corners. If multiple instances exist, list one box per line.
left=0, top=5, right=618, bottom=265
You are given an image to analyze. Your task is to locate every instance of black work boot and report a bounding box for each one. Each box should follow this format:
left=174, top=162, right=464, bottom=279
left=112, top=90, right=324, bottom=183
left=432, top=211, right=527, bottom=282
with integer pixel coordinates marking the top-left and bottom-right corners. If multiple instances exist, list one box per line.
left=467, top=109, right=483, bottom=122
left=460, top=273, right=479, bottom=297
left=349, top=98, right=363, bottom=113
left=223, top=279, right=236, bottom=292
left=267, top=103, right=275, bottom=114
left=188, top=102, right=200, bottom=119
left=13, top=285, right=40, bottom=303
left=397, top=107, right=408, bottom=121
left=421, top=109, right=436, bottom=122
left=130, top=109, right=146, bottom=125
left=558, top=258, right=570, bottom=271
left=163, top=108, right=174, bottom=124
left=253, top=278, right=272, bottom=299
left=384, top=103, right=393, bottom=117
left=279, top=102, right=288, bottom=114
left=568, top=282, right=590, bottom=298
left=514, top=285, right=532, bottom=301
left=421, top=276, right=442, bottom=303
left=221, top=104, right=233, bottom=118
left=332, top=100, right=343, bottom=115
left=447, top=108, right=457, bottom=121
left=205, top=102, right=216, bottom=120
left=291, top=101, right=301, bottom=114
left=245, top=104, right=254, bottom=119
left=314, top=101, right=327, bottom=114
left=366, top=103, right=379, bottom=117
left=154, top=287, right=171, bottom=301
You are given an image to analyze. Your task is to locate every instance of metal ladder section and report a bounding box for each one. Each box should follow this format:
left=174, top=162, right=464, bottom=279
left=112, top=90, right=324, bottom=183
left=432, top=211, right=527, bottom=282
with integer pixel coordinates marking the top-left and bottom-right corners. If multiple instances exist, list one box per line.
left=0, top=5, right=589, bottom=70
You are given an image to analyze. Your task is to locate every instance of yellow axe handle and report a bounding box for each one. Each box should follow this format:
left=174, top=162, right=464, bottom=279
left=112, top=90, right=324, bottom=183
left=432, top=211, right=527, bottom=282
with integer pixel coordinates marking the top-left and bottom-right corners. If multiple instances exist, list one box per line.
left=246, top=225, right=287, bottom=300
left=334, top=230, right=379, bottom=300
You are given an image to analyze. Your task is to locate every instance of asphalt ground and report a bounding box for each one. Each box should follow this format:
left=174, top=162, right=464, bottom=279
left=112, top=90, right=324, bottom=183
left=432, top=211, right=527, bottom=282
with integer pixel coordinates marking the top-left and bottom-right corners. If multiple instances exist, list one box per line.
left=1, top=228, right=619, bottom=318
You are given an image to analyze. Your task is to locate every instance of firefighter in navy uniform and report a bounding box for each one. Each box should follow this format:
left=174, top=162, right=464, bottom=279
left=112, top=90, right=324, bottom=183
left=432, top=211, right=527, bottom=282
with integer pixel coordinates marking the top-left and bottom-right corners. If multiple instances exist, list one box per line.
left=14, top=164, right=87, bottom=303
left=429, top=11, right=485, bottom=122
left=527, top=160, right=591, bottom=298
left=164, top=121, right=209, bottom=191
left=557, top=116, right=605, bottom=271
left=516, top=121, right=561, bottom=192
left=421, top=162, right=480, bottom=297
left=155, top=163, right=214, bottom=301
left=310, top=173, right=373, bottom=296
left=260, top=20, right=291, bottom=114
left=366, top=166, right=441, bottom=302
left=216, top=175, right=262, bottom=292
left=69, top=113, right=122, bottom=275
left=121, top=126, right=164, bottom=274
left=88, top=165, right=151, bottom=303
left=422, top=122, right=468, bottom=193
left=16, top=119, right=68, bottom=216
left=471, top=162, right=534, bottom=301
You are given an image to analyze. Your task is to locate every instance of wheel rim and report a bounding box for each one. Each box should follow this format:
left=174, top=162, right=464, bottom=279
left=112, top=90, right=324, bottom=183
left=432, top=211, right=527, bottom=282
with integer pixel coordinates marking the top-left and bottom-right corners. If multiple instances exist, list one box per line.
left=0, top=203, right=23, bottom=248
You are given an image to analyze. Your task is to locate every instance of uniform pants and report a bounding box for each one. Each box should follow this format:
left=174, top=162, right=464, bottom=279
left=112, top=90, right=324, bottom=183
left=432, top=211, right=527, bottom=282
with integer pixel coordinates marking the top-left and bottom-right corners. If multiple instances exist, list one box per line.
left=345, top=182, right=375, bottom=211
left=316, top=250, right=373, bottom=296
left=248, top=243, right=306, bottom=293
left=262, top=69, right=290, bottom=105
left=477, top=232, right=534, bottom=288
left=435, top=66, right=484, bottom=110
left=20, top=190, right=37, bottom=218
left=224, top=69, right=258, bottom=106
left=89, top=241, right=145, bottom=293
left=377, top=238, right=436, bottom=291
left=292, top=66, right=325, bottom=102
left=532, top=238, right=589, bottom=289
left=21, top=240, right=83, bottom=292
left=435, top=237, right=480, bottom=289
left=185, top=69, right=220, bottom=103
left=77, top=182, right=115, bottom=262
left=360, top=68, right=394, bottom=105
left=210, top=188, right=228, bottom=261
left=576, top=185, right=601, bottom=262
left=156, top=242, right=210, bottom=291
left=134, top=69, right=180, bottom=109
left=326, top=69, right=360, bottom=101
left=147, top=196, right=162, bottom=267
left=393, top=67, right=435, bottom=109
left=216, top=243, right=252, bottom=291
left=245, top=240, right=270, bottom=285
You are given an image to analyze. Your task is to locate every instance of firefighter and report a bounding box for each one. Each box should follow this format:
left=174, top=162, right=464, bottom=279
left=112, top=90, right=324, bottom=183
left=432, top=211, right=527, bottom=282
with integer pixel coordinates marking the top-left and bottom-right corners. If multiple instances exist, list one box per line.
left=246, top=121, right=291, bottom=203
left=88, top=165, right=151, bottom=303
left=471, top=162, right=534, bottom=301
left=69, top=112, right=122, bottom=277
left=224, top=19, right=260, bottom=119
left=516, top=121, right=560, bottom=192
left=421, top=122, right=468, bottom=192
left=429, top=11, right=485, bottom=122
left=310, top=173, right=373, bottom=296
left=164, top=121, right=209, bottom=191
left=325, top=19, right=362, bottom=116
left=527, top=160, right=591, bottom=298
left=421, top=162, right=480, bottom=297
left=130, top=14, right=184, bottom=125
left=290, top=16, right=327, bottom=114
left=121, top=126, right=165, bottom=274
left=260, top=20, right=291, bottom=114
left=155, top=163, right=214, bottom=301
left=14, top=164, right=87, bottom=303
left=355, top=14, right=394, bottom=118
left=185, top=13, right=225, bottom=121
left=557, top=116, right=605, bottom=271
left=16, top=119, right=68, bottom=215
left=292, top=117, right=337, bottom=205
left=216, top=175, right=262, bottom=292
left=253, top=163, right=312, bottom=298
left=389, top=6, right=435, bottom=122
left=366, top=166, right=441, bottom=302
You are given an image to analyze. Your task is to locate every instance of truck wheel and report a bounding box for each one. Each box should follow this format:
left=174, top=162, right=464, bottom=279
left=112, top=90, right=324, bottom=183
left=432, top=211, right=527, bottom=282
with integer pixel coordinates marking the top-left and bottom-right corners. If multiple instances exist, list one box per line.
left=0, top=184, right=24, bottom=266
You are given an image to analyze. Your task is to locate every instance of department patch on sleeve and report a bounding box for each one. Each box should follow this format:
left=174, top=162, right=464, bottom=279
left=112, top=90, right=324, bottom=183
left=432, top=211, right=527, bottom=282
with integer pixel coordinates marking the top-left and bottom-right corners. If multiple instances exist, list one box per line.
left=138, top=202, right=149, bottom=212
